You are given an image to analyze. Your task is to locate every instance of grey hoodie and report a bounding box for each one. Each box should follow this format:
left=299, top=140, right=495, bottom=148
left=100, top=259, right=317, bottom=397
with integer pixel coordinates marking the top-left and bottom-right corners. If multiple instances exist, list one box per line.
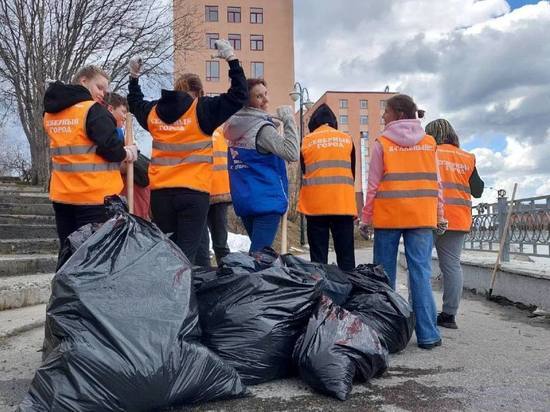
left=224, top=107, right=299, bottom=162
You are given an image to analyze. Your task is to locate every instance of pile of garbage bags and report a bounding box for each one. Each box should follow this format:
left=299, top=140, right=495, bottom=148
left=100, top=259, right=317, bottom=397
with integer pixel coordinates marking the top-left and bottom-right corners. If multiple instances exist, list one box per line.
left=20, top=199, right=247, bottom=411
left=20, top=199, right=415, bottom=410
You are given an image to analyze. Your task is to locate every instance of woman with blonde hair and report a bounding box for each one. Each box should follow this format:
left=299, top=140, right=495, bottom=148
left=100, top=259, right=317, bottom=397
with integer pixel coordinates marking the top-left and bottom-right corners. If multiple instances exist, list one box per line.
left=127, top=40, right=247, bottom=264
left=43, top=65, right=137, bottom=261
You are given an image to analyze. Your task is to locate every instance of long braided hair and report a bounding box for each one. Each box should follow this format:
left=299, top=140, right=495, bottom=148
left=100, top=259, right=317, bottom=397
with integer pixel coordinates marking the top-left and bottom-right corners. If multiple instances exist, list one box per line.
left=425, top=118, right=460, bottom=147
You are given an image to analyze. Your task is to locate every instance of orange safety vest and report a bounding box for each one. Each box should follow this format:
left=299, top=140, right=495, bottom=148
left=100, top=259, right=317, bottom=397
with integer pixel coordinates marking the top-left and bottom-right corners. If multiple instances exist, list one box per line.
left=44, top=100, right=123, bottom=205
left=297, top=125, right=357, bottom=216
left=210, top=126, right=231, bottom=202
left=373, top=134, right=438, bottom=229
left=437, top=144, right=475, bottom=231
left=147, top=99, right=213, bottom=192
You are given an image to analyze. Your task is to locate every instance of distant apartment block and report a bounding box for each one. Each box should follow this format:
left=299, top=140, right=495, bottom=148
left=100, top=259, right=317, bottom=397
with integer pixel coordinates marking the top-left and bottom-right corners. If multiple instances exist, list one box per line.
left=302, top=91, right=398, bottom=209
left=174, top=0, right=295, bottom=110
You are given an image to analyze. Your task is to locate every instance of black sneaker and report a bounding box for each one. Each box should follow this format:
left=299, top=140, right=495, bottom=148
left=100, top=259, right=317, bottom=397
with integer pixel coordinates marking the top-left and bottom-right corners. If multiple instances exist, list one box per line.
left=437, top=312, right=458, bottom=329
left=418, top=339, right=442, bottom=350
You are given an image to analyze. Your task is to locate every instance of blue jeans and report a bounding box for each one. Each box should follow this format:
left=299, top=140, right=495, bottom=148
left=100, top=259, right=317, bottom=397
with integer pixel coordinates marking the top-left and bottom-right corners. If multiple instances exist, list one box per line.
left=241, top=213, right=281, bottom=253
left=373, top=228, right=441, bottom=345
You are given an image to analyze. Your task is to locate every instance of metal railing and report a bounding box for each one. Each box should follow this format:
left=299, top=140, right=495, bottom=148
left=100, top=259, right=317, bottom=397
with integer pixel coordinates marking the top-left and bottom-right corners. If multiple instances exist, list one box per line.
left=464, top=191, right=550, bottom=260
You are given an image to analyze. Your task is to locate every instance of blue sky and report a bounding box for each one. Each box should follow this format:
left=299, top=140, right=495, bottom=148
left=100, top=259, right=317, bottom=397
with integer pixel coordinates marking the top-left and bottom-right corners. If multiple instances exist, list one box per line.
left=508, top=0, right=540, bottom=9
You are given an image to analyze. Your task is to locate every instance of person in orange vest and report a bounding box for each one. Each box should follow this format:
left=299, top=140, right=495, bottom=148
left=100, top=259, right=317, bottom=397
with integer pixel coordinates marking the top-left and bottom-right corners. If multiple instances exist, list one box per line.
left=360, top=94, right=446, bottom=350
left=425, top=119, right=484, bottom=329
left=126, top=39, right=247, bottom=264
left=195, top=126, right=232, bottom=267
left=297, top=104, right=357, bottom=270
left=43, top=66, right=138, bottom=258
left=104, top=92, right=151, bottom=220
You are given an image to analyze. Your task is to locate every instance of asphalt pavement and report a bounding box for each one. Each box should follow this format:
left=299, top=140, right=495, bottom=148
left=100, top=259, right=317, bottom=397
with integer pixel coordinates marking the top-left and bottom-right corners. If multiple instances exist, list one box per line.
left=1, top=249, right=549, bottom=411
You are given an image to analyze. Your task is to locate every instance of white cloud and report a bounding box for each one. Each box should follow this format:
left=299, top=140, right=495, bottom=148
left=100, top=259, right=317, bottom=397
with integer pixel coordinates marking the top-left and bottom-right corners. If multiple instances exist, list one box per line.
left=295, top=0, right=550, bottom=198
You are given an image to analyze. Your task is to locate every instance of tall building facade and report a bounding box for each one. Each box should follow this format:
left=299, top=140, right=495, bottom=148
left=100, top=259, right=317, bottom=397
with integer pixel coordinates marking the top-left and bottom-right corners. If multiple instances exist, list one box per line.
left=302, top=91, right=398, bottom=210
left=174, top=0, right=295, bottom=109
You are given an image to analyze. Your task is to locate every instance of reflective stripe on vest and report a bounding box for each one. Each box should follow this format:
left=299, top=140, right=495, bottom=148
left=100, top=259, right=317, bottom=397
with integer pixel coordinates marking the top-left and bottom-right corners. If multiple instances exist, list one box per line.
left=45, top=100, right=123, bottom=205
left=437, top=144, right=475, bottom=231
left=373, top=134, right=438, bottom=229
left=210, top=126, right=230, bottom=198
left=152, top=141, right=212, bottom=151
left=441, top=182, right=471, bottom=194
left=376, top=189, right=439, bottom=199
left=303, top=176, right=354, bottom=186
left=382, top=172, right=438, bottom=182
left=51, top=162, right=121, bottom=172
left=147, top=99, right=213, bottom=192
left=305, top=160, right=352, bottom=174
left=151, top=155, right=213, bottom=166
left=297, top=125, right=357, bottom=216
left=444, top=197, right=472, bottom=207
left=50, top=145, right=97, bottom=156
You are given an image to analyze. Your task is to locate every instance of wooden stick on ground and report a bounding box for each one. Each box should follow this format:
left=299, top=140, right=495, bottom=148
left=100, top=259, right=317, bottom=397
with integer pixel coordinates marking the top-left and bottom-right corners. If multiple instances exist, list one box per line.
left=488, top=183, right=518, bottom=297
left=124, top=114, right=135, bottom=214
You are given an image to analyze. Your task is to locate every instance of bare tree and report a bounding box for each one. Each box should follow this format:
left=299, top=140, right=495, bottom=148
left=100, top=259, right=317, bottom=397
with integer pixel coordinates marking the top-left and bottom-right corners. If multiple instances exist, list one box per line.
left=0, top=0, right=202, bottom=186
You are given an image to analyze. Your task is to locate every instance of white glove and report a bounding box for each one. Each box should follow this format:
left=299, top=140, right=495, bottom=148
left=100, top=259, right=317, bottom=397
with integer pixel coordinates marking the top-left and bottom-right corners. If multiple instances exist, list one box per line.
left=212, top=39, right=236, bottom=61
left=128, top=56, right=143, bottom=78
left=436, top=219, right=448, bottom=235
left=276, top=105, right=294, bottom=120
left=124, top=144, right=138, bottom=162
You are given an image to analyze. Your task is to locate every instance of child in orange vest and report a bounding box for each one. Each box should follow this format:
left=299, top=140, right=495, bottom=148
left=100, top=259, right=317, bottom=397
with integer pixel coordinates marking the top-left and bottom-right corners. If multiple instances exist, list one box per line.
left=104, top=92, right=151, bottom=220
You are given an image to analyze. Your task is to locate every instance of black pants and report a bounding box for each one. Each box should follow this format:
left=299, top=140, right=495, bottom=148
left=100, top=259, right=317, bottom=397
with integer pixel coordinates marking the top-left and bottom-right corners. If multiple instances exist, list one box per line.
left=52, top=202, right=109, bottom=254
left=150, top=188, right=210, bottom=265
left=195, top=202, right=231, bottom=267
left=306, top=215, right=356, bottom=271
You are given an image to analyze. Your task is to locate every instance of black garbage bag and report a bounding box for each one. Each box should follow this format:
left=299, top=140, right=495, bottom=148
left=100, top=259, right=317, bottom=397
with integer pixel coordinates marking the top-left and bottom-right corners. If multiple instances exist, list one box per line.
left=281, top=254, right=352, bottom=305
left=344, top=264, right=415, bottom=354
left=193, top=250, right=321, bottom=385
left=293, top=295, right=388, bottom=401
left=20, top=199, right=247, bottom=411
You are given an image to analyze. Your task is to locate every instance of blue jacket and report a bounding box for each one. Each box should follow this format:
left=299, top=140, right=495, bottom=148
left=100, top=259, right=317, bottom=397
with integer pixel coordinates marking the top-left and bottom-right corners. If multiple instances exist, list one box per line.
left=224, top=108, right=288, bottom=217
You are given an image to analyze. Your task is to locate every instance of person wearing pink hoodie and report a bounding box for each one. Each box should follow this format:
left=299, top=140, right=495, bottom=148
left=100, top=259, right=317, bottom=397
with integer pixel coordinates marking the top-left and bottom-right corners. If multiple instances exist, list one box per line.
left=361, top=94, right=446, bottom=350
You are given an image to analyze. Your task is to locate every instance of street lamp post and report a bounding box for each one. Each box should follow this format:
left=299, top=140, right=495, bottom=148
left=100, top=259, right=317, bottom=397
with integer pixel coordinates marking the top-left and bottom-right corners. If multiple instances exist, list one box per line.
left=289, top=82, right=314, bottom=246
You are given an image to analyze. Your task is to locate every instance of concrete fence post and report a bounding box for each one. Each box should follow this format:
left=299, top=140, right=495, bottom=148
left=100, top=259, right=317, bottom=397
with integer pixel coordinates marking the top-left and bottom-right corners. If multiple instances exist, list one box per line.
left=497, top=191, right=510, bottom=262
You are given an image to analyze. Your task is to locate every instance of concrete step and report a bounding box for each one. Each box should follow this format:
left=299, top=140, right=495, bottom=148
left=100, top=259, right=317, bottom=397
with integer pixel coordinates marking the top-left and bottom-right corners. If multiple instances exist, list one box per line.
left=0, top=273, right=53, bottom=311
left=0, top=303, right=47, bottom=338
left=0, top=183, right=45, bottom=193
left=0, top=214, right=55, bottom=225
left=0, top=193, right=51, bottom=205
left=0, top=239, right=59, bottom=255
left=0, top=223, right=57, bottom=239
left=0, top=203, right=53, bottom=216
left=0, top=254, right=57, bottom=277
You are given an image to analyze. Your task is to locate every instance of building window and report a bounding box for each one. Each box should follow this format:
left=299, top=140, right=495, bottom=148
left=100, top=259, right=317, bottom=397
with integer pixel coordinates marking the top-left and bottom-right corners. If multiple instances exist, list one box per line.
left=251, top=62, right=264, bottom=78
left=206, top=60, right=220, bottom=81
left=380, top=116, right=385, bottom=124
left=360, top=115, right=368, bottom=125
left=250, top=34, right=264, bottom=51
left=380, top=100, right=387, bottom=109
left=228, top=33, right=241, bottom=50
left=205, top=6, right=218, bottom=22
left=339, top=115, right=348, bottom=125
left=206, top=33, right=219, bottom=49
left=250, top=7, right=263, bottom=23
left=339, top=99, right=348, bottom=109
left=360, top=131, right=369, bottom=139
left=360, top=99, right=368, bottom=109
left=228, top=6, right=241, bottom=23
